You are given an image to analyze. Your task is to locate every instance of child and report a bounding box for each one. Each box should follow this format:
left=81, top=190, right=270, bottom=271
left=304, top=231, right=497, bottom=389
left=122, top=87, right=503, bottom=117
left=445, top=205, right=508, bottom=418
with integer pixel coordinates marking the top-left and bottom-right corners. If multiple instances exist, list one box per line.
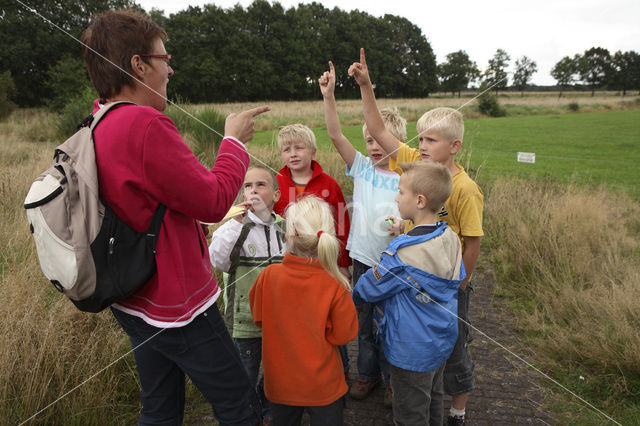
left=350, top=48, right=484, bottom=426
left=273, top=123, right=354, bottom=381
left=273, top=123, right=352, bottom=276
left=353, top=161, right=465, bottom=425
left=249, top=196, right=358, bottom=425
left=319, top=60, right=405, bottom=405
left=209, top=166, right=286, bottom=422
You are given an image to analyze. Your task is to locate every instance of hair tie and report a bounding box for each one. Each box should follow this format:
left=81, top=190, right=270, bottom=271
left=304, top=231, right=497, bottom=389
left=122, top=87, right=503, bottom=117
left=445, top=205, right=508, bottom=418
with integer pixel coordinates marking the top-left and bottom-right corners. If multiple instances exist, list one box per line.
left=317, top=230, right=324, bottom=239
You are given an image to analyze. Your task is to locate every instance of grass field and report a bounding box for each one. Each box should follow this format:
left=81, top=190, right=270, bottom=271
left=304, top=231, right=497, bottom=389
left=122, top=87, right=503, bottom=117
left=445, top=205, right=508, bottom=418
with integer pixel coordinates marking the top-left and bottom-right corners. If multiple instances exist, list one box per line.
left=250, top=109, right=640, bottom=196
left=205, top=91, right=640, bottom=129
left=1, top=98, right=639, bottom=424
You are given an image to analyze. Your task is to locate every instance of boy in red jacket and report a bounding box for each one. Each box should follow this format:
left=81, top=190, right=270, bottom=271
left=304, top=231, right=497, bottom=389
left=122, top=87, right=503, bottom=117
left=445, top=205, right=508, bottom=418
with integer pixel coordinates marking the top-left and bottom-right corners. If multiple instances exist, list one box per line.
left=273, top=124, right=352, bottom=277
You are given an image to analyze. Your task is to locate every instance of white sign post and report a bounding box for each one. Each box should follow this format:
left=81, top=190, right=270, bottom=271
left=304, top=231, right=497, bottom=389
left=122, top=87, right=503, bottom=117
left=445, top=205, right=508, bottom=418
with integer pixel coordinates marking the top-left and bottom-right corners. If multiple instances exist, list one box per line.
left=517, top=152, right=536, bottom=164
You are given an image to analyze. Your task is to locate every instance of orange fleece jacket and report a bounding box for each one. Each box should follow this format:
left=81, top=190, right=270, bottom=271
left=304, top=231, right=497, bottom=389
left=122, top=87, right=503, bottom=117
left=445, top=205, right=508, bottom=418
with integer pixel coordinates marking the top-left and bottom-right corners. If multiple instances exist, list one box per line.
left=249, top=253, right=357, bottom=406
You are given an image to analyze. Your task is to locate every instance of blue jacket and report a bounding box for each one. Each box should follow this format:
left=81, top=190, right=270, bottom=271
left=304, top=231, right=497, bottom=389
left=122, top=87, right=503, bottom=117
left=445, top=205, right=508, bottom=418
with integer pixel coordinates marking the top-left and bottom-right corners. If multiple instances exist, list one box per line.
left=352, top=223, right=465, bottom=372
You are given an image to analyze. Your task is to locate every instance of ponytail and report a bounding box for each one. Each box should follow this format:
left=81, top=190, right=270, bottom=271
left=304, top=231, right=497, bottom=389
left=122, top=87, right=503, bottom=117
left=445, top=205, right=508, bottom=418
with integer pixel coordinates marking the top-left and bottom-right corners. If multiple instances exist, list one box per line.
left=285, top=197, right=351, bottom=291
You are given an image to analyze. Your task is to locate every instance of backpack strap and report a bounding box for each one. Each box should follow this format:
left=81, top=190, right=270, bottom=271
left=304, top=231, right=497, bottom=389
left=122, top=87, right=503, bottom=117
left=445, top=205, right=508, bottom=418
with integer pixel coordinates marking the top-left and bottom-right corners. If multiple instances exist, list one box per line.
left=146, top=204, right=167, bottom=253
left=87, top=101, right=135, bottom=130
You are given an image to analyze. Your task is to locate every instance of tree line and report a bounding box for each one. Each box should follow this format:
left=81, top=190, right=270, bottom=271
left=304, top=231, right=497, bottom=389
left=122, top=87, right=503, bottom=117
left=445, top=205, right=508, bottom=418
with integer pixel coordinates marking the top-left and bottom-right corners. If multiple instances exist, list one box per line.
left=1, top=0, right=639, bottom=111
left=438, top=48, right=640, bottom=98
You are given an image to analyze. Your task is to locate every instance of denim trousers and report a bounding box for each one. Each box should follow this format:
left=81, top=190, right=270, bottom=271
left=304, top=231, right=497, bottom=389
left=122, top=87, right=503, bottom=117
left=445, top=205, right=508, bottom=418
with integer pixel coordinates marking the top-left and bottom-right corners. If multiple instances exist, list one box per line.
left=235, top=337, right=270, bottom=418
left=353, top=259, right=390, bottom=384
left=111, top=303, right=261, bottom=426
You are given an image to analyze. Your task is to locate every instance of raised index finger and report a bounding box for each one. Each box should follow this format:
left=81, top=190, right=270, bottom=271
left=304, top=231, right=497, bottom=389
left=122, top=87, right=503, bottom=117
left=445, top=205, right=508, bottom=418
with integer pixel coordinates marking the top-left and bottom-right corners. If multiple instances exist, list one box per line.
left=246, top=105, right=271, bottom=117
left=328, top=60, right=335, bottom=76
left=360, top=48, right=366, bottom=66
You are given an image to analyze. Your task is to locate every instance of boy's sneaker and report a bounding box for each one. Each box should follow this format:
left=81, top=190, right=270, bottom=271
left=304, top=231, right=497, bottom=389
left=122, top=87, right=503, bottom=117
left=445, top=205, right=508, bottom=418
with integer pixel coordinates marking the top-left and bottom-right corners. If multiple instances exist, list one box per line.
left=383, top=385, right=393, bottom=407
left=447, top=415, right=467, bottom=425
left=349, top=379, right=380, bottom=399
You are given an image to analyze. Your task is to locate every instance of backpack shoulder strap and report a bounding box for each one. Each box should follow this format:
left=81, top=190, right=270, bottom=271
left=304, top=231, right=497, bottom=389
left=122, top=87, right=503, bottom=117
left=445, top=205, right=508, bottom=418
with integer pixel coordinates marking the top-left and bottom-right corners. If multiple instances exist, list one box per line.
left=88, top=101, right=134, bottom=131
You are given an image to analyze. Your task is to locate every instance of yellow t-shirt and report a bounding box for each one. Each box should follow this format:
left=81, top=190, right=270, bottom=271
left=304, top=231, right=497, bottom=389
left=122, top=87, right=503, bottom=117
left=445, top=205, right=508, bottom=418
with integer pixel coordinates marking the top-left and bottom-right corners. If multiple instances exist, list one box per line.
left=389, top=144, right=484, bottom=253
left=438, top=163, right=484, bottom=253
left=388, top=142, right=421, bottom=174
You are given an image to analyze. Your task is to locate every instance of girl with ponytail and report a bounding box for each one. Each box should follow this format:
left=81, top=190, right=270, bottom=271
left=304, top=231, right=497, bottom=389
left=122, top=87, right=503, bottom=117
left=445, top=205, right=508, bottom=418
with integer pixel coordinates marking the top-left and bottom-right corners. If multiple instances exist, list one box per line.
left=249, top=196, right=357, bottom=424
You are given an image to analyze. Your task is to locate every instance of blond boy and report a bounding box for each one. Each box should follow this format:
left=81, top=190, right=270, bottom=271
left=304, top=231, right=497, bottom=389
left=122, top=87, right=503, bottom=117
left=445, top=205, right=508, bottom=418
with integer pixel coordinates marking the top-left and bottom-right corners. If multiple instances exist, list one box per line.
left=350, top=48, right=484, bottom=425
left=273, top=123, right=352, bottom=272
left=320, top=60, right=407, bottom=405
left=353, top=161, right=465, bottom=425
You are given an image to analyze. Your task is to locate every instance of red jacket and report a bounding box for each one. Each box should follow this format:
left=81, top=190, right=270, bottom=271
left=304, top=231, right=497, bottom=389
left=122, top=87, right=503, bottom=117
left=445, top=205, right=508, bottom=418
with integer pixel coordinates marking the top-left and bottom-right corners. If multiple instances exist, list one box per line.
left=274, top=161, right=351, bottom=267
left=93, top=102, right=249, bottom=327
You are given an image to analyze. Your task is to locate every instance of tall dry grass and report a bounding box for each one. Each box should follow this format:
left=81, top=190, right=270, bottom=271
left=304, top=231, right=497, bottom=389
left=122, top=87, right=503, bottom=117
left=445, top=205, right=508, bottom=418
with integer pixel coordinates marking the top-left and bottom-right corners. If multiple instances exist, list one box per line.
left=199, top=92, right=640, bottom=129
left=0, top=112, right=139, bottom=424
left=484, top=178, right=640, bottom=394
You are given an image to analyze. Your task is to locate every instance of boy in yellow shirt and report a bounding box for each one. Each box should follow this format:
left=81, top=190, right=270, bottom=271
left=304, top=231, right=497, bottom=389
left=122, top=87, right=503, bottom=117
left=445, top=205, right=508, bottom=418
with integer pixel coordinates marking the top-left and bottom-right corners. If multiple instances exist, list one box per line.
left=349, top=48, right=484, bottom=426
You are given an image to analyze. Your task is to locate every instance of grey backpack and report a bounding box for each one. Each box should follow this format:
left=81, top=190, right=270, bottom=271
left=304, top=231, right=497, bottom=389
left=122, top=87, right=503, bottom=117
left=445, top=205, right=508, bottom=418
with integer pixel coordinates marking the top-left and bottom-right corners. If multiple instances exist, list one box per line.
left=24, top=102, right=165, bottom=312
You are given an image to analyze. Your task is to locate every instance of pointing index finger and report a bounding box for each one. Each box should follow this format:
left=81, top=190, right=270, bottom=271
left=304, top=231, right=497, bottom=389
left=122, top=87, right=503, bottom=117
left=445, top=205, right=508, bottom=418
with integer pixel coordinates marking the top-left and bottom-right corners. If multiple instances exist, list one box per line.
left=360, top=48, right=366, bottom=66
left=247, top=105, right=271, bottom=117
left=328, top=60, right=335, bottom=76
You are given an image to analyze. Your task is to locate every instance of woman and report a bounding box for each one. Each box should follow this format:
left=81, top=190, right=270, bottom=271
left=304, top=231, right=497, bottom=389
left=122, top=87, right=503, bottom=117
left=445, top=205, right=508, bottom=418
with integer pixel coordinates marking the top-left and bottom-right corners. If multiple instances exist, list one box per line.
left=81, top=9, right=268, bottom=425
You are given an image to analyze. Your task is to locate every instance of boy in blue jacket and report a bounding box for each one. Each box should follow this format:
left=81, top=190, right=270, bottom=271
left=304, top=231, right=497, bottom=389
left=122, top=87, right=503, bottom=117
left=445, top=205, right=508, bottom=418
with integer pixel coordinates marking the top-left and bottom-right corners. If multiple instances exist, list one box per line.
left=353, top=161, right=465, bottom=425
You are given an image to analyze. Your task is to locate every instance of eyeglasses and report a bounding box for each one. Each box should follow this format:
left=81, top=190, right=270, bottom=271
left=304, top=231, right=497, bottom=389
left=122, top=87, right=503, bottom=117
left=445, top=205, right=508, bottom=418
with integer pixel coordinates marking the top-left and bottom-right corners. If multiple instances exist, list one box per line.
left=139, top=53, right=172, bottom=65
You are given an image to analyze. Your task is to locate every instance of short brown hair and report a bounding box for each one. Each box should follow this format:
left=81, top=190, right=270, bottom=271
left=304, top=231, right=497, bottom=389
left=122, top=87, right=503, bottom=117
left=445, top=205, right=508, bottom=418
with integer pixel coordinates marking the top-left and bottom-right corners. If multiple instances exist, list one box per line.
left=247, top=165, right=279, bottom=190
left=81, top=10, right=167, bottom=99
left=398, top=162, right=452, bottom=213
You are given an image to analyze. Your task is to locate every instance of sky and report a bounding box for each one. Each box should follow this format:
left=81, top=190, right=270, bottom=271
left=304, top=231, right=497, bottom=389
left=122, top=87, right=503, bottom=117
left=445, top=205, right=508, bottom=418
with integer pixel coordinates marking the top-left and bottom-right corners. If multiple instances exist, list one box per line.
left=137, top=0, right=640, bottom=86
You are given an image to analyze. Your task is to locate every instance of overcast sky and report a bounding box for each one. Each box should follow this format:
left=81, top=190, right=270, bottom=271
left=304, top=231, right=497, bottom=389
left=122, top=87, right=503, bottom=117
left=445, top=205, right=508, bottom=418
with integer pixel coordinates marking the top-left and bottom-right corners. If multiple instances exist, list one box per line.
left=137, top=0, right=640, bottom=86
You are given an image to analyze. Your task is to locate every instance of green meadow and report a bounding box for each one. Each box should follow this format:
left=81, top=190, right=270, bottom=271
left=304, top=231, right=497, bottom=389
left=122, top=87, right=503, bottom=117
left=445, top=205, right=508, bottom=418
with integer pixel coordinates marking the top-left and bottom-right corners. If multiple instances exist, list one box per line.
left=252, top=109, right=640, bottom=196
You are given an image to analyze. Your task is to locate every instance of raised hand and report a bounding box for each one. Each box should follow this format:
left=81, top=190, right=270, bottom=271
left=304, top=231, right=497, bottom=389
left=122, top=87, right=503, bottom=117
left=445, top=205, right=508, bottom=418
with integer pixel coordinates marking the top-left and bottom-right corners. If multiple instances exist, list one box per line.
left=348, top=48, right=372, bottom=87
left=224, top=105, right=271, bottom=143
left=319, top=61, right=336, bottom=98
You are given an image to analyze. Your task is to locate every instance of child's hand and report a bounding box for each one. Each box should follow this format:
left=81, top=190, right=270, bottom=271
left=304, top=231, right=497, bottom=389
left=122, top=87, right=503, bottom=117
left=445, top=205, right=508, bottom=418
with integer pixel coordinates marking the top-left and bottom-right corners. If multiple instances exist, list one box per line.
left=319, top=61, right=336, bottom=98
left=233, top=201, right=253, bottom=222
left=348, top=48, right=372, bottom=88
left=385, top=216, right=404, bottom=236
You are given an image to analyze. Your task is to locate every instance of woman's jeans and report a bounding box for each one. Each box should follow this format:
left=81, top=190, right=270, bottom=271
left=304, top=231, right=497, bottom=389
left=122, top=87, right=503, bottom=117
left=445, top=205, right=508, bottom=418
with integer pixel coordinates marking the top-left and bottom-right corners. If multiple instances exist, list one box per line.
left=111, top=303, right=261, bottom=425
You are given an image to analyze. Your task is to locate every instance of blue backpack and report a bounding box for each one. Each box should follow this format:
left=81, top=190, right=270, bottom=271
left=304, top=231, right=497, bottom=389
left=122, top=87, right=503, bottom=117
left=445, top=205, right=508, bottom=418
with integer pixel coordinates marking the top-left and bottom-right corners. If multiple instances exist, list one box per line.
left=352, top=223, right=465, bottom=372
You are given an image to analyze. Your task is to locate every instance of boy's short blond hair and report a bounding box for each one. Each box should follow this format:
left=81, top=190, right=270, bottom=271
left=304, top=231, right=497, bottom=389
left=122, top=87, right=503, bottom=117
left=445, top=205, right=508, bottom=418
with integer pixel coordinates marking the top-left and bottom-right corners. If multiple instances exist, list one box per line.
left=398, top=161, right=452, bottom=213
left=416, top=107, right=464, bottom=142
left=363, top=107, right=407, bottom=142
left=277, top=124, right=317, bottom=150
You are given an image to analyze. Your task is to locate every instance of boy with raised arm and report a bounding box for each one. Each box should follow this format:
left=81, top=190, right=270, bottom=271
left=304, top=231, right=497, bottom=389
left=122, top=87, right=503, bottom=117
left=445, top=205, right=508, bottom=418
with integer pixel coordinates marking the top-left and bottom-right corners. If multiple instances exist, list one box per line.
left=319, top=61, right=405, bottom=406
left=350, top=49, right=484, bottom=425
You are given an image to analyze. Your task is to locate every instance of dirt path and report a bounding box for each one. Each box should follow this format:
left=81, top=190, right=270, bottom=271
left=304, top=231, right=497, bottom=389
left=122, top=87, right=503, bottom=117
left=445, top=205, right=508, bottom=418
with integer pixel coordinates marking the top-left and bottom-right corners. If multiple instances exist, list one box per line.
left=341, top=269, right=555, bottom=425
